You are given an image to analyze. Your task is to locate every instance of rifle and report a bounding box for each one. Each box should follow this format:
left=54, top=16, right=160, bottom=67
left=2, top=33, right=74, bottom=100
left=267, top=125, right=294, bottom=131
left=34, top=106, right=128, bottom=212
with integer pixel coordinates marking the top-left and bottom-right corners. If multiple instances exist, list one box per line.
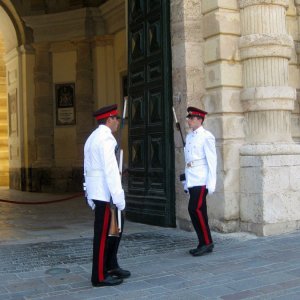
left=108, top=97, right=127, bottom=236
left=108, top=151, right=122, bottom=237
left=172, top=106, right=185, bottom=147
left=172, top=106, right=186, bottom=183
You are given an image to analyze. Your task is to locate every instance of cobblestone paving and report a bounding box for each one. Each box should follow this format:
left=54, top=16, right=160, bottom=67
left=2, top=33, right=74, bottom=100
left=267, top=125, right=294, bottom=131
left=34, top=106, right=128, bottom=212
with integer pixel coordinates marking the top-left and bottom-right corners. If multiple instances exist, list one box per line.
left=1, top=228, right=300, bottom=299
left=1, top=189, right=300, bottom=300
left=0, top=229, right=246, bottom=274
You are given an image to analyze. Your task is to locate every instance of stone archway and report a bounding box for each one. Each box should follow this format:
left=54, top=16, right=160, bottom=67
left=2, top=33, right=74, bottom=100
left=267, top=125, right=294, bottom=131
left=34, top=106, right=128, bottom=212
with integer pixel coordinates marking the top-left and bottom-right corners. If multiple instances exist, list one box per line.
left=0, top=34, right=9, bottom=186
left=0, top=1, right=33, bottom=189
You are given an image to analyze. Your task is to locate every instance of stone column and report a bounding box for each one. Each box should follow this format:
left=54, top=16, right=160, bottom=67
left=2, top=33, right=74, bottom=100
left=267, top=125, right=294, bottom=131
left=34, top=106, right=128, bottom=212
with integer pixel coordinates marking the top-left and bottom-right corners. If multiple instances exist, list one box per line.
left=31, top=43, right=54, bottom=191
left=239, top=0, right=300, bottom=235
left=74, top=40, right=94, bottom=165
left=293, top=0, right=300, bottom=142
left=32, top=43, right=54, bottom=166
left=92, top=36, right=116, bottom=106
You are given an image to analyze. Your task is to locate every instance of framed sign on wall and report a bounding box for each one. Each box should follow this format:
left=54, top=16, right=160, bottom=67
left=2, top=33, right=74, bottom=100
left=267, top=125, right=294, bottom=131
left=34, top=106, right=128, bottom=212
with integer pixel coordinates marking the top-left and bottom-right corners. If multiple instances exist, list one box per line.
left=55, top=83, right=76, bottom=126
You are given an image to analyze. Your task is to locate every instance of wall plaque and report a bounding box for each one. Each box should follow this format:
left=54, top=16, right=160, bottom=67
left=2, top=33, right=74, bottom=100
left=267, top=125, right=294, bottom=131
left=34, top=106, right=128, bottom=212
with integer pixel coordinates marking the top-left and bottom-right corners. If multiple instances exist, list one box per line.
left=55, top=83, right=75, bottom=126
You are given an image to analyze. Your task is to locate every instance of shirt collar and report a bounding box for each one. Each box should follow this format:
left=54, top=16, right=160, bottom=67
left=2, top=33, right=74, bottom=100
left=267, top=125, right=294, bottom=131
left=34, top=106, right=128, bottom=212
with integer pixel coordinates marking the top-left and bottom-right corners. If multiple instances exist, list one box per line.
left=99, top=124, right=112, bottom=133
left=192, top=125, right=204, bottom=135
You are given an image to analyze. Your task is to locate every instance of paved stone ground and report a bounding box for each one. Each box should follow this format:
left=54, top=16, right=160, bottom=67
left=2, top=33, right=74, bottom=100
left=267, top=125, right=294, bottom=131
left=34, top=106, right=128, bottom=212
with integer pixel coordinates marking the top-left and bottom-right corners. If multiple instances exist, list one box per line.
left=1, top=189, right=300, bottom=299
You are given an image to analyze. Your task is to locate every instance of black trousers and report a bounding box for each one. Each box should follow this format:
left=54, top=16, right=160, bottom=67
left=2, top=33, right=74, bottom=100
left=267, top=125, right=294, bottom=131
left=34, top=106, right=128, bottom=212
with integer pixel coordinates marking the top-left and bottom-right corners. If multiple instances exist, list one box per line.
left=91, top=201, right=124, bottom=283
left=188, top=186, right=213, bottom=247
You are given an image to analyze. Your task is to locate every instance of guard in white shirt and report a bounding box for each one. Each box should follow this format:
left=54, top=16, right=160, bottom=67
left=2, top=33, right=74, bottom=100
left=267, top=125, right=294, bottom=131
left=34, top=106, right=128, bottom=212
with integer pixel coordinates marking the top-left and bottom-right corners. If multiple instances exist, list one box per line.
left=84, top=104, right=130, bottom=287
left=183, top=106, right=217, bottom=257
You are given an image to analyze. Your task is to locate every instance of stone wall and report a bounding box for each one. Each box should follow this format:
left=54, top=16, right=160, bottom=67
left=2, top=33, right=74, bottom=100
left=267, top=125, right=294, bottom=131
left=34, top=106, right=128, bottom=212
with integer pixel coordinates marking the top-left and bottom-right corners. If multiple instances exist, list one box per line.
left=202, top=0, right=244, bottom=233
left=171, top=0, right=245, bottom=233
left=171, top=0, right=205, bottom=231
left=0, top=35, right=9, bottom=186
left=172, top=0, right=300, bottom=236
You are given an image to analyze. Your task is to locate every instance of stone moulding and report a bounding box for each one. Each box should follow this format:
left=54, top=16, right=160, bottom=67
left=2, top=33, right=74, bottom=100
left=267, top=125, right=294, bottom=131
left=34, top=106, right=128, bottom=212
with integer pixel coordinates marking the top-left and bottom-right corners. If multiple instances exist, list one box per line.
left=240, top=143, right=300, bottom=155
left=239, top=34, right=293, bottom=59
left=92, top=35, right=114, bottom=47
left=239, top=0, right=289, bottom=9
left=240, top=86, right=296, bottom=111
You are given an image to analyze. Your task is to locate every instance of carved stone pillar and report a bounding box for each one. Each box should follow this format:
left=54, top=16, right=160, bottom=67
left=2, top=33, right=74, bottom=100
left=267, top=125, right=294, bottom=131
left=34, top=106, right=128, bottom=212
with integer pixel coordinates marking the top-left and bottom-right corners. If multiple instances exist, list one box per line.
left=293, top=0, right=300, bottom=143
left=239, top=0, right=300, bottom=235
left=32, top=43, right=54, bottom=166
left=75, top=40, right=94, bottom=165
left=30, top=43, right=54, bottom=191
left=240, top=0, right=295, bottom=143
left=92, top=36, right=116, bottom=106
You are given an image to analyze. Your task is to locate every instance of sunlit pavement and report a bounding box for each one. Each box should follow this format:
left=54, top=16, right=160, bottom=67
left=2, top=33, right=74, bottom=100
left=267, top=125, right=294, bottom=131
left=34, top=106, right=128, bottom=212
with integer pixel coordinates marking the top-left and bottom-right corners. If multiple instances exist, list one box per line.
left=1, top=188, right=300, bottom=299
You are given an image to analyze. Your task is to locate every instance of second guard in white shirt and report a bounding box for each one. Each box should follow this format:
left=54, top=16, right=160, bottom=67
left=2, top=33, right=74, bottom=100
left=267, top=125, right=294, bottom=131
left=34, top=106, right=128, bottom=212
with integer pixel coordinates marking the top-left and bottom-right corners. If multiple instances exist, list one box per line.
left=183, top=106, right=217, bottom=257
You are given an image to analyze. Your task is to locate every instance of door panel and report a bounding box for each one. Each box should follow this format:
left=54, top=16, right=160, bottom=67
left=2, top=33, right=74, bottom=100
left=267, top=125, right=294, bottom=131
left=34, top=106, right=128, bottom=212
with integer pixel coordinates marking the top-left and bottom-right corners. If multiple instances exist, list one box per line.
left=127, top=0, right=175, bottom=226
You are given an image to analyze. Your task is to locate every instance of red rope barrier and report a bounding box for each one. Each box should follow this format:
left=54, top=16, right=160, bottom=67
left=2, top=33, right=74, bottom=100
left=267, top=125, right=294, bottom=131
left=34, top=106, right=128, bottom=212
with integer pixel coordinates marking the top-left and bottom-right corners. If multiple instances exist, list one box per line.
left=0, top=192, right=84, bottom=205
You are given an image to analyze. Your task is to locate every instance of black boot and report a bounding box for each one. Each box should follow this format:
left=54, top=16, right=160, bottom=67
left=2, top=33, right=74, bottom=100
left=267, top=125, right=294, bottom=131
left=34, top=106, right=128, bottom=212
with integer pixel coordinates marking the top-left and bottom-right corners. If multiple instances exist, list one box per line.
left=192, top=243, right=214, bottom=257
left=108, top=267, right=131, bottom=278
left=92, top=275, right=123, bottom=287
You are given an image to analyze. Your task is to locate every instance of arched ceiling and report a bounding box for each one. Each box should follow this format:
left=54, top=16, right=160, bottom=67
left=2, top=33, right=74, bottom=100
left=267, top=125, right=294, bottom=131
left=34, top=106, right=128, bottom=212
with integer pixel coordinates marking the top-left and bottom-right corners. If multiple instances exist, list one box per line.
left=0, top=0, right=32, bottom=53
left=0, top=6, right=18, bottom=53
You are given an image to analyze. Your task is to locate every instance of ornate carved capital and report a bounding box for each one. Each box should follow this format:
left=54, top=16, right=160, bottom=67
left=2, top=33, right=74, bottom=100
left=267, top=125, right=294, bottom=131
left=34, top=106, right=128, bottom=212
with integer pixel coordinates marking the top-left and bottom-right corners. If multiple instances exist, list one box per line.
left=239, top=0, right=289, bottom=9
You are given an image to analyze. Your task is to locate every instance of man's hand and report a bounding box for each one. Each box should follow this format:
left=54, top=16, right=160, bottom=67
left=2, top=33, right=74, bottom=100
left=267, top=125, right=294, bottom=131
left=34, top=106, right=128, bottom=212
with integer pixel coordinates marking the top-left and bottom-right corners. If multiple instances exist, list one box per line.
left=116, top=202, right=125, bottom=211
left=181, top=180, right=188, bottom=194
left=179, top=173, right=188, bottom=194
left=207, top=186, right=215, bottom=195
left=86, top=198, right=95, bottom=210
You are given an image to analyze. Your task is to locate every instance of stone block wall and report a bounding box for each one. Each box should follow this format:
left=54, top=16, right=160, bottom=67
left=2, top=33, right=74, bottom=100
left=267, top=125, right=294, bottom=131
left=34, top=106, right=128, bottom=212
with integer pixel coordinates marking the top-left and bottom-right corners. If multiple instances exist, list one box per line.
left=240, top=151, right=300, bottom=235
left=202, top=0, right=244, bottom=232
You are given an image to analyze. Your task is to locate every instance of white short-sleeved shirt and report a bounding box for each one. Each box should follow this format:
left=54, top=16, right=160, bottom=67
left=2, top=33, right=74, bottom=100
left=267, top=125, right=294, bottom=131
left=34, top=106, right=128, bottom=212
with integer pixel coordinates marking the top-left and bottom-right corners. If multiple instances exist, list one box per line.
left=84, top=125, right=125, bottom=210
left=184, top=126, right=217, bottom=194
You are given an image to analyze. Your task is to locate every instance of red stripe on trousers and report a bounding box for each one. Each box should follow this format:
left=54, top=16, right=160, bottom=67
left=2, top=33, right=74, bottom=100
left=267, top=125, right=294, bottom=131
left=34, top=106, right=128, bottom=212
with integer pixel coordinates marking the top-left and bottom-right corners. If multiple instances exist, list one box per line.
left=196, top=186, right=210, bottom=245
left=98, top=204, right=110, bottom=281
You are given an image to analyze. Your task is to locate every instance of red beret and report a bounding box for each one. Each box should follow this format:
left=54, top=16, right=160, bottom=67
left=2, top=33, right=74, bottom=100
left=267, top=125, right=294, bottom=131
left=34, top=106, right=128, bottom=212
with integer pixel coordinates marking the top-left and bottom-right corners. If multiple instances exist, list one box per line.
left=186, top=106, right=207, bottom=119
left=93, top=104, right=119, bottom=120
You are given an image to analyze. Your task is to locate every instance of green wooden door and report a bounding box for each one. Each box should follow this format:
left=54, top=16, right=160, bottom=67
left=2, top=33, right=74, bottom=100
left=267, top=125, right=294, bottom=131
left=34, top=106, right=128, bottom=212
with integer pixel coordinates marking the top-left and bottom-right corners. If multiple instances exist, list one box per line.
left=127, top=0, right=175, bottom=226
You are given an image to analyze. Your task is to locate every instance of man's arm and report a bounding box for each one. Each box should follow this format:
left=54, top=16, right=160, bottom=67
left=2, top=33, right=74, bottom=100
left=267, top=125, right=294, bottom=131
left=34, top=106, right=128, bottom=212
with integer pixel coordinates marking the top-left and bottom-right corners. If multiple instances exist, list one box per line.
left=102, top=137, right=125, bottom=210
